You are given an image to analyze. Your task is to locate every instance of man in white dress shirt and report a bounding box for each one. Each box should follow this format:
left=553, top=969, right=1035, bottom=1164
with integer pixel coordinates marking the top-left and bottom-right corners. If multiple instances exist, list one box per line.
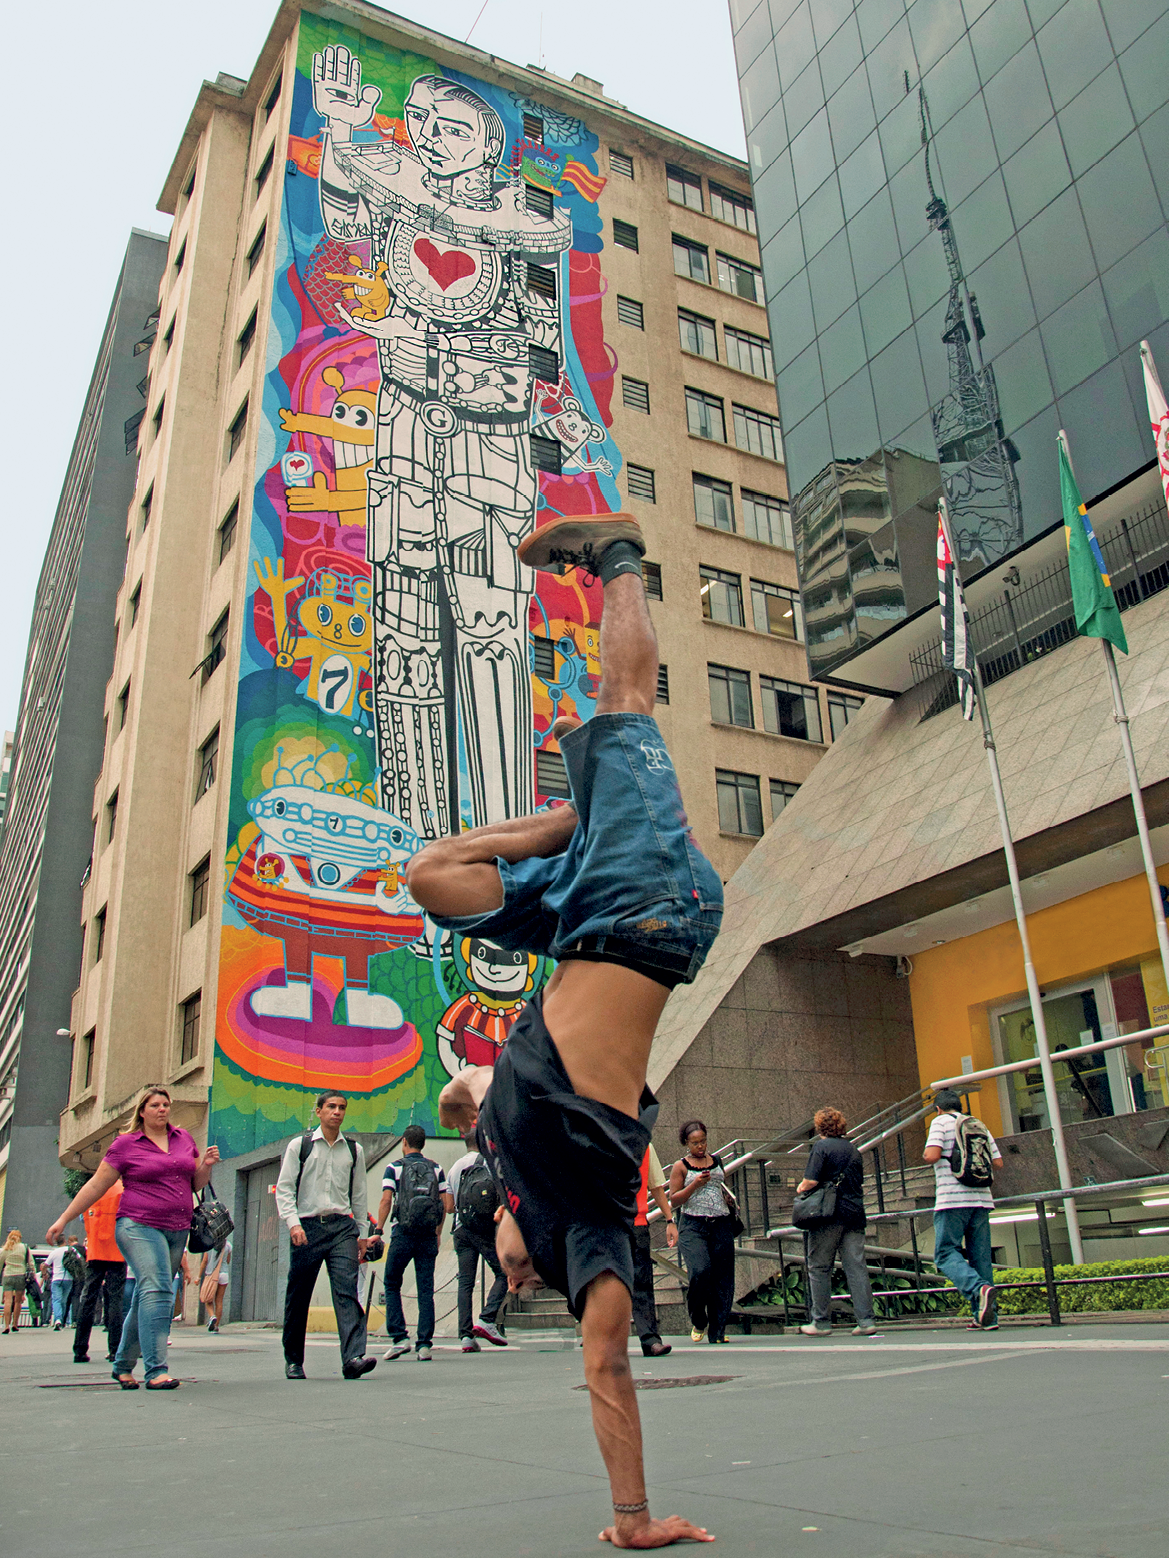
left=275, top=1091, right=377, bottom=1379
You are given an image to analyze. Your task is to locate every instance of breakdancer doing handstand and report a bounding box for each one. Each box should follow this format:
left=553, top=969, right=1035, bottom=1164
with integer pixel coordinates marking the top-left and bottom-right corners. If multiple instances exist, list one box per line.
left=406, top=514, right=723, bottom=1549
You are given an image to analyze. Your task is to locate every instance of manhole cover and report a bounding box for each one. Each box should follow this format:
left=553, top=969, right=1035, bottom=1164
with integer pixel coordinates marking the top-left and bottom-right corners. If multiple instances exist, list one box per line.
left=36, top=1382, right=120, bottom=1391
left=575, top=1375, right=738, bottom=1391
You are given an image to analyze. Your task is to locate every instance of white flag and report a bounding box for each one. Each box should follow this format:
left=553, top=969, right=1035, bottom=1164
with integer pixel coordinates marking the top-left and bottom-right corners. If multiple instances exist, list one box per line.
left=1141, top=340, right=1169, bottom=517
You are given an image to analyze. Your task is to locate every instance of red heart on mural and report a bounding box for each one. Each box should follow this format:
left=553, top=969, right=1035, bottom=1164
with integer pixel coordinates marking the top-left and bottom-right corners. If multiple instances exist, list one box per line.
left=413, top=237, right=477, bottom=292
left=286, top=455, right=309, bottom=475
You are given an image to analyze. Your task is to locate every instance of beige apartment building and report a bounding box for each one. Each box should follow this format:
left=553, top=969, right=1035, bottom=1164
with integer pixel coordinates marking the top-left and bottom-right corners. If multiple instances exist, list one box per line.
left=59, top=0, right=852, bottom=1188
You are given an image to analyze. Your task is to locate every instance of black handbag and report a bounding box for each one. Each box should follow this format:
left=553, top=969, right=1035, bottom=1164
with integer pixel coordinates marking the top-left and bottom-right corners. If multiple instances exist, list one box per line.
left=188, top=1183, right=234, bottom=1253
left=720, top=1185, right=745, bottom=1238
left=791, top=1173, right=845, bottom=1230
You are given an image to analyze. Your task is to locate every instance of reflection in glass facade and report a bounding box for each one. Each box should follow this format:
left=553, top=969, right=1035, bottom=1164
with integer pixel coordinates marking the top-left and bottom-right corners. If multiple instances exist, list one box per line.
left=733, top=0, right=1169, bottom=677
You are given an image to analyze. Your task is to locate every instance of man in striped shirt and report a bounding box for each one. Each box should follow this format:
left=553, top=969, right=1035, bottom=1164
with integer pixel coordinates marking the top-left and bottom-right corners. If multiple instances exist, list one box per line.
left=924, top=1090, right=1004, bottom=1330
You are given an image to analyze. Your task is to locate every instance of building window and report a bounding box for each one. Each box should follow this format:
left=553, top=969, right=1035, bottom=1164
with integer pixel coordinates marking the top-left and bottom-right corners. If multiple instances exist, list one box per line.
left=760, top=677, right=822, bottom=742
left=725, top=326, right=774, bottom=379
left=117, top=681, right=131, bottom=730
left=93, top=908, right=107, bottom=964
left=700, top=565, right=744, bottom=627
left=189, top=857, right=211, bottom=926
left=130, top=583, right=141, bottom=625
left=527, top=263, right=557, bottom=300
left=105, top=791, right=118, bottom=845
left=656, top=665, right=670, bottom=703
left=218, top=501, right=239, bottom=564
left=522, top=111, right=544, bottom=143
left=673, top=235, right=710, bottom=284
left=616, top=295, right=644, bottom=329
left=770, top=779, right=799, bottom=819
left=263, top=75, right=282, bottom=121
left=246, top=224, right=266, bottom=277
left=180, top=992, right=201, bottom=1065
left=525, top=182, right=554, bottom=219
left=708, top=663, right=753, bottom=728
left=609, top=149, right=634, bottom=179
left=141, top=484, right=153, bottom=529
left=174, top=239, right=186, bottom=274
left=751, top=579, right=803, bottom=640
left=255, top=144, right=274, bottom=200
left=666, top=164, right=703, bottom=210
left=642, top=561, right=663, bottom=600
left=237, top=309, right=257, bottom=368
left=709, top=182, right=756, bottom=233
left=741, top=490, right=794, bottom=549
left=162, top=318, right=175, bottom=356
left=686, top=387, right=726, bottom=443
left=612, top=219, right=639, bottom=252
left=182, top=162, right=197, bottom=201
left=626, top=463, right=656, bottom=502
left=152, top=396, right=165, bottom=443
left=531, top=434, right=562, bottom=474
left=81, top=1029, right=96, bottom=1090
left=124, top=411, right=144, bottom=456
left=828, top=692, right=864, bottom=741
left=693, top=474, right=735, bottom=532
left=529, top=344, right=559, bottom=383
left=228, top=399, right=248, bottom=461
left=536, top=749, right=570, bottom=798
left=717, top=252, right=762, bottom=303
left=531, top=636, right=557, bottom=680
left=196, top=727, right=219, bottom=798
left=678, top=308, right=718, bottom=360
left=733, top=404, right=783, bottom=462
left=716, top=769, right=763, bottom=836
left=622, top=376, right=650, bottom=414
left=202, top=615, right=229, bottom=685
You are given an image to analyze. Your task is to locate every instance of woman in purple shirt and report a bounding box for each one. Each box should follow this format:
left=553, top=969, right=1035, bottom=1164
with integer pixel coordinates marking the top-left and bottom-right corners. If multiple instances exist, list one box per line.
left=48, top=1085, right=219, bottom=1389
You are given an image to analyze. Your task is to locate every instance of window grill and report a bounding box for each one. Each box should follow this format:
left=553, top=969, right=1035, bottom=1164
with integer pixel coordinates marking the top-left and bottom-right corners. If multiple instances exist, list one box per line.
left=616, top=295, right=644, bottom=328
left=612, top=219, right=639, bottom=251
left=627, top=464, right=656, bottom=502
left=609, top=149, right=634, bottom=178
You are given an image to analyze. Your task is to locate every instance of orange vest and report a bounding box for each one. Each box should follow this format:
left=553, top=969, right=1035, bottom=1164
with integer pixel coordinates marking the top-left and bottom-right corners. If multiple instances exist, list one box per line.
left=635, top=1150, right=650, bottom=1226
left=83, top=1183, right=124, bottom=1263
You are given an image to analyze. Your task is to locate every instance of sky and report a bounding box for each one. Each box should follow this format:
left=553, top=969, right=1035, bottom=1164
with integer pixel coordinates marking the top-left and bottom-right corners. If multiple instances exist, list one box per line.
left=0, top=0, right=746, bottom=735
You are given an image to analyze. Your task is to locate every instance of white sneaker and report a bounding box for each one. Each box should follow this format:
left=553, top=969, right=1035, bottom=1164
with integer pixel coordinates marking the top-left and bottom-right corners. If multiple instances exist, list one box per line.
left=799, top=1323, right=832, bottom=1336
left=852, top=1324, right=878, bottom=1336
left=473, top=1320, right=508, bottom=1347
left=416, top=1345, right=432, bottom=1362
left=383, top=1340, right=411, bottom=1360
left=461, top=1336, right=481, bottom=1352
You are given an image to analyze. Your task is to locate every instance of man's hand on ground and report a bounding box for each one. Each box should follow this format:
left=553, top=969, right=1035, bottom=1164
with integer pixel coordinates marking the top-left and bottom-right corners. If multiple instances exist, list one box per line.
left=599, top=1516, right=715, bottom=1546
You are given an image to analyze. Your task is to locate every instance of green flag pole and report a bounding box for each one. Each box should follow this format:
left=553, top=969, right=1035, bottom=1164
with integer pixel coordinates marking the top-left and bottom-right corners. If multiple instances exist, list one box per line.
left=1059, top=430, right=1169, bottom=1019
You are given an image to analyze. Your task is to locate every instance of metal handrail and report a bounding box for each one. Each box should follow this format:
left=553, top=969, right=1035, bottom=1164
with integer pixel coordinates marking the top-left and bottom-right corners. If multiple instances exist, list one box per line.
left=931, top=1021, right=1169, bottom=1089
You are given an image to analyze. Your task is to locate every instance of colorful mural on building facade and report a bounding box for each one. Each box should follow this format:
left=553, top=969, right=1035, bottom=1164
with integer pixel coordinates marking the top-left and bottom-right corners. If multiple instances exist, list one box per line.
left=212, top=17, right=624, bottom=1155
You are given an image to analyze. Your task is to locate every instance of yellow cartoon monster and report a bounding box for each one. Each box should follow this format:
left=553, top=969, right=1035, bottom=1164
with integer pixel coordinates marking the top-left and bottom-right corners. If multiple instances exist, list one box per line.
left=253, top=560, right=373, bottom=720
left=278, top=365, right=375, bottom=521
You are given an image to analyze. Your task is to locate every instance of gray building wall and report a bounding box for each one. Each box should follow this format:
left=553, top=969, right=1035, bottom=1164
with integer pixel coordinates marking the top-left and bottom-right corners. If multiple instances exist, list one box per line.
left=0, top=230, right=168, bottom=1237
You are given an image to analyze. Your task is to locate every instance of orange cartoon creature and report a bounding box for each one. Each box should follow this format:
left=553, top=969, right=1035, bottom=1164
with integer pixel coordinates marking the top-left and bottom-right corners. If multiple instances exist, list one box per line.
left=279, top=365, right=376, bottom=521
left=253, top=562, right=373, bottom=722
left=324, top=255, right=393, bottom=322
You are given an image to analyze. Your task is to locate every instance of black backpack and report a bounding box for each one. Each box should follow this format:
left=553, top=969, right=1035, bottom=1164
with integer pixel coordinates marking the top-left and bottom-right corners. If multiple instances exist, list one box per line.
left=395, top=1155, right=443, bottom=1230
left=948, top=1114, right=996, bottom=1188
left=455, top=1154, right=499, bottom=1227
left=296, top=1132, right=358, bottom=1205
left=63, top=1247, right=87, bottom=1284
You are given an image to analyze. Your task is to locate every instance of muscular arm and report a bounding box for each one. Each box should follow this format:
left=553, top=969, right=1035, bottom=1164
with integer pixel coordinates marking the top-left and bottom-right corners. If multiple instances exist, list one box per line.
left=438, top=1065, right=495, bottom=1134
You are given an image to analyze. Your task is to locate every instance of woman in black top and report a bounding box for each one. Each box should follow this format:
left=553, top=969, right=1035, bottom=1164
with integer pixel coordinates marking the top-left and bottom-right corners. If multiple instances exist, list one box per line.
left=796, top=1108, right=877, bottom=1337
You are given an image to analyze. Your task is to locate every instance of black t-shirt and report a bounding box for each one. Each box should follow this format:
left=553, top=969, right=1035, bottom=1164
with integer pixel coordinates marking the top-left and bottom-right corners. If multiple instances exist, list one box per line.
left=477, top=991, right=657, bottom=1319
left=804, top=1136, right=866, bottom=1230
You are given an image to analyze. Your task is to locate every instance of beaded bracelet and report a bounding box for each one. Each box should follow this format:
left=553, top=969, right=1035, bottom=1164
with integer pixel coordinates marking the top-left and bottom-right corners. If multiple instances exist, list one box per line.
left=612, top=1500, right=649, bottom=1515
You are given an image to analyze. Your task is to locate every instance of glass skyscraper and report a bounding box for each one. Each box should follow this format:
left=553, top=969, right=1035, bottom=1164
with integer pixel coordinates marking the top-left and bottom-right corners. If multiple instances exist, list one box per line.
left=733, top=0, right=1169, bottom=676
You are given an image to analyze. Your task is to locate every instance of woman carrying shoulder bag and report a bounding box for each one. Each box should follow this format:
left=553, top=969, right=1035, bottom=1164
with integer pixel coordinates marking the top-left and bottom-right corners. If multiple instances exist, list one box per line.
left=1, top=1230, right=35, bottom=1332
left=47, top=1085, right=219, bottom=1389
left=796, top=1108, right=877, bottom=1338
left=668, top=1119, right=736, bottom=1345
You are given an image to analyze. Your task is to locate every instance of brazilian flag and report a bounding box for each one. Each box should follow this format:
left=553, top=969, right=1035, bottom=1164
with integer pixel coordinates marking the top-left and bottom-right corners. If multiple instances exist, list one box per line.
left=1061, top=436, right=1128, bottom=654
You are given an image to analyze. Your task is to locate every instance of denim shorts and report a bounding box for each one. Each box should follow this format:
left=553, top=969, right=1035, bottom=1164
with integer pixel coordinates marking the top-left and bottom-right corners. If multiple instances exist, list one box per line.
left=431, top=713, right=724, bottom=984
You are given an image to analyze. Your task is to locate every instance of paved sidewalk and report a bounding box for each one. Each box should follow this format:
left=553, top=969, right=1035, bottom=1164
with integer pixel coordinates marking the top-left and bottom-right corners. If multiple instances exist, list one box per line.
left=3, top=1321, right=1168, bottom=1556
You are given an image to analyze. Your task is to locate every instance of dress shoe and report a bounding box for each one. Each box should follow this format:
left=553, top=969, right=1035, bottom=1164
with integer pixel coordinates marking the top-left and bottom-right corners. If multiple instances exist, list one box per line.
left=641, top=1339, right=672, bottom=1357
left=284, top=1361, right=306, bottom=1379
left=73, top=1354, right=90, bottom=1364
left=343, top=1356, right=377, bottom=1379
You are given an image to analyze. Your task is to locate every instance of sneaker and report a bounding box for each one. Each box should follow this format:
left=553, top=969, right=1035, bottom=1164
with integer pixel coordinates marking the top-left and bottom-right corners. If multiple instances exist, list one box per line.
left=799, top=1324, right=832, bottom=1336
left=473, top=1321, right=508, bottom=1347
left=383, top=1340, right=411, bottom=1360
left=416, top=1345, right=432, bottom=1362
left=207, top=1319, right=218, bottom=1333
left=461, top=1336, right=481, bottom=1353
left=517, top=514, right=644, bottom=577
left=852, top=1324, right=878, bottom=1337
left=977, top=1284, right=997, bottom=1327
left=53, top=1322, right=62, bottom=1331
left=690, top=1327, right=706, bottom=1343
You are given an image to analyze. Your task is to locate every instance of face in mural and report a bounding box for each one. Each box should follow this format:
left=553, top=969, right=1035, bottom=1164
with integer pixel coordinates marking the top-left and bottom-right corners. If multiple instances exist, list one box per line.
left=404, top=79, right=501, bottom=179
left=468, top=939, right=531, bottom=997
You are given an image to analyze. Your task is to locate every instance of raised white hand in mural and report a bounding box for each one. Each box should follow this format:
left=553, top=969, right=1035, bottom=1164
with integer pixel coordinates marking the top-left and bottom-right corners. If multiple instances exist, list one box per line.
left=313, top=44, right=381, bottom=137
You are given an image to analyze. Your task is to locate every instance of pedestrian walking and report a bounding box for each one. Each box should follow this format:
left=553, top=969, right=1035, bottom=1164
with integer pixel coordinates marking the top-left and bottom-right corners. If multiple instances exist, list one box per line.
left=420, top=513, right=721, bottom=1546
left=669, top=1120, right=735, bottom=1345
left=199, top=1239, right=231, bottom=1332
left=73, top=1180, right=127, bottom=1363
left=796, top=1108, right=878, bottom=1338
left=1, top=1230, right=35, bottom=1332
left=448, top=1131, right=508, bottom=1352
left=633, top=1145, right=677, bottom=1357
left=924, top=1089, right=1004, bottom=1329
left=376, top=1124, right=451, bottom=1362
left=41, top=1244, right=73, bottom=1330
left=46, top=1084, right=220, bottom=1389
left=275, top=1090, right=377, bottom=1380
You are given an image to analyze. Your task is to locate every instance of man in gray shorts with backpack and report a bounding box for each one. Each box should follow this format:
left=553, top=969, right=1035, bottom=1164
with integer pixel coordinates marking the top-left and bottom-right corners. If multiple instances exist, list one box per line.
left=448, top=1133, right=509, bottom=1352
left=924, top=1088, right=1004, bottom=1329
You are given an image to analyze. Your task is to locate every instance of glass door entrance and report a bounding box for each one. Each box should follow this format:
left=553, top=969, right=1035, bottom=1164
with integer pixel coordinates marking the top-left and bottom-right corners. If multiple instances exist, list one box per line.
left=995, top=980, right=1132, bottom=1133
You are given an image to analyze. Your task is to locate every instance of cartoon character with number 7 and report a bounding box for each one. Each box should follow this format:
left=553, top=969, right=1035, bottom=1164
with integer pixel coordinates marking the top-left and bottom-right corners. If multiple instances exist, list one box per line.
left=254, top=557, right=373, bottom=722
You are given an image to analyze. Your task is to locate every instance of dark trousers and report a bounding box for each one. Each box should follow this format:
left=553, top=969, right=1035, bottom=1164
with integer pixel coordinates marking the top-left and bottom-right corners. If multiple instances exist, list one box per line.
left=454, top=1223, right=507, bottom=1338
left=73, top=1260, right=125, bottom=1359
left=631, top=1224, right=661, bottom=1343
left=679, top=1214, right=736, bottom=1340
left=282, top=1215, right=366, bottom=1367
left=382, top=1226, right=439, bottom=1347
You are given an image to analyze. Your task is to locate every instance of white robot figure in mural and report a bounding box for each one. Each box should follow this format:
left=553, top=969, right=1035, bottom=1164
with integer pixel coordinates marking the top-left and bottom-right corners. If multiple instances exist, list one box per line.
left=313, top=45, right=572, bottom=842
